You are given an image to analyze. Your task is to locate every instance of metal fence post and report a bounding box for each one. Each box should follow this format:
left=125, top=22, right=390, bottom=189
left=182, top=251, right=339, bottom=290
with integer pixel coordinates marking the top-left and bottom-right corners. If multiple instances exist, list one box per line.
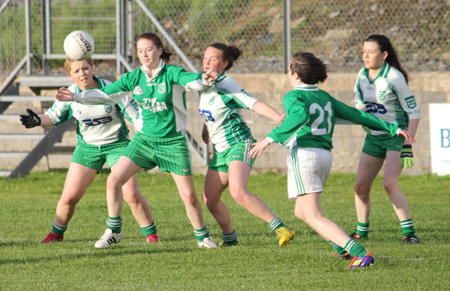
left=284, top=0, right=291, bottom=74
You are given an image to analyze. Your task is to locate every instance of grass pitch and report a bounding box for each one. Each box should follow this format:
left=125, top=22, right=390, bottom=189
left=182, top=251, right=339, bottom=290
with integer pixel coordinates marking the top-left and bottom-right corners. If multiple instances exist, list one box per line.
left=0, top=171, right=449, bottom=290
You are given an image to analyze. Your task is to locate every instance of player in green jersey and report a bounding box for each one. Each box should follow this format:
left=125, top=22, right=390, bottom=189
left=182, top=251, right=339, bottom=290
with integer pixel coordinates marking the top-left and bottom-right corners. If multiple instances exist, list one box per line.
left=199, top=43, right=296, bottom=247
left=248, top=52, right=415, bottom=268
left=55, top=33, right=219, bottom=248
left=20, top=57, right=158, bottom=245
left=350, top=34, right=420, bottom=243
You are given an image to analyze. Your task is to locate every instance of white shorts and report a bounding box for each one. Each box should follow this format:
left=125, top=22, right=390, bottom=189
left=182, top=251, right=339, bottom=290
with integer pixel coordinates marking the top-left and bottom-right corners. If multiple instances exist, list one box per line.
left=287, top=147, right=332, bottom=199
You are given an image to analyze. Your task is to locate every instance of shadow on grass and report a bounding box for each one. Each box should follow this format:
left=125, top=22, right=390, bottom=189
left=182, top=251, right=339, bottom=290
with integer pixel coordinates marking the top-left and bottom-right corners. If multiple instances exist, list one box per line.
left=0, top=244, right=193, bottom=266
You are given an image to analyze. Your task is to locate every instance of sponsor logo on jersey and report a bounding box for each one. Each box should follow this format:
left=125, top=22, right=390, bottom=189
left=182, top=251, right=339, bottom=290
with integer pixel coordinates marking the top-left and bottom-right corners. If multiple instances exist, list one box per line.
left=158, top=83, right=167, bottom=94
left=142, top=98, right=167, bottom=113
left=405, top=96, right=417, bottom=108
left=104, top=105, right=113, bottom=113
left=378, top=91, right=387, bottom=100
left=133, top=86, right=144, bottom=95
left=208, top=96, right=215, bottom=105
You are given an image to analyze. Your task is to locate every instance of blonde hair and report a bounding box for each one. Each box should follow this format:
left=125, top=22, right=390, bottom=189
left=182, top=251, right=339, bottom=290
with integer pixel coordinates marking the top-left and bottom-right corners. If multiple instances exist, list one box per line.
left=64, top=57, right=94, bottom=76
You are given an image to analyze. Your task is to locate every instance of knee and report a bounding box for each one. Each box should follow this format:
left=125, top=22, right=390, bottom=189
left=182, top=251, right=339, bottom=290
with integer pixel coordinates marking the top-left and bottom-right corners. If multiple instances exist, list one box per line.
left=107, top=172, right=125, bottom=190
left=229, top=187, right=247, bottom=204
left=59, top=194, right=81, bottom=208
left=180, top=190, right=198, bottom=206
left=354, top=181, right=371, bottom=196
left=383, top=180, right=399, bottom=195
left=123, top=188, right=141, bottom=204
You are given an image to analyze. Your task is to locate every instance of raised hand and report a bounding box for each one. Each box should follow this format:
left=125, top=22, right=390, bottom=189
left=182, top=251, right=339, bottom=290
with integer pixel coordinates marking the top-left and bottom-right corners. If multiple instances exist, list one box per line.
left=55, top=87, right=75, bottom=101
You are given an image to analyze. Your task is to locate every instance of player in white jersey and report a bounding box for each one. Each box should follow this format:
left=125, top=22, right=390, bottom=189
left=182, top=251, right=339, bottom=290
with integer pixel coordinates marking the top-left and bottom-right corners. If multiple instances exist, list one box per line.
left=55, top=33, right=219, bottom=248
left=248, top=52, right=415, bottom=268
left=199, top=43, right=296, bottom=247
left=20, top=58, right=159, bottom=245
left=350, top=34, right=420, bottom=244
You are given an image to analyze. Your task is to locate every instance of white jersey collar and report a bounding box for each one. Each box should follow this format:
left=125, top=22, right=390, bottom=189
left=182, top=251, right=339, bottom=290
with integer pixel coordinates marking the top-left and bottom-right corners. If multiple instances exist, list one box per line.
left=293, top=84, right=319, bottom=91
left=141, top=59, right=165, bottom=81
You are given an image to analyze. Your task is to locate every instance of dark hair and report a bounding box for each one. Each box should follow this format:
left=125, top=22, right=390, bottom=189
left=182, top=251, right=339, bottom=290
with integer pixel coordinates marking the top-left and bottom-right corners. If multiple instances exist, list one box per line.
left=64, top=57, right=93, bottom=76
left=137, top=32, right=173, bottom=63
left=208, top=43, right=242, bottom=71
left=365, top=34, right=408, bottom=83
left=289, top=52, right=327, bottom=84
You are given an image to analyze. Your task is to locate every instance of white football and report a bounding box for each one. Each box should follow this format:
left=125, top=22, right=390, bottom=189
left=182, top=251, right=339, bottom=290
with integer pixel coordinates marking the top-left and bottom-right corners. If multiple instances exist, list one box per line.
left=63, top=30, right=95, bottom=61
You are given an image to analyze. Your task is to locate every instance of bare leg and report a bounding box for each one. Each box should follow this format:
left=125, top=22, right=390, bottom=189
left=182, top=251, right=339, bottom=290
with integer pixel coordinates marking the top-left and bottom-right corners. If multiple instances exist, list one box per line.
left=203, top=169, right=232, bottom=233
left=171, top=173, right=205, bottom=229
left=354, top=152, right=384, bottom=223
left=228, top=161, right=277, bottom=223
left=295, top=193, right=351, bottom=248
left=120, top=173, right=154, bottom=226
left=54, top=163, right=97, bottom=226
left=383, top=151, right=411, bottom=221
left=107, top=156, right=141, bottom=217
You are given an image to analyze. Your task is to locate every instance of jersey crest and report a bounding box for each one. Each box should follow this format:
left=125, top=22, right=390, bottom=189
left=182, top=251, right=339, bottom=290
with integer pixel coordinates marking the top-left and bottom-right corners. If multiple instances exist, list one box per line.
left=104, top=105, right=113, bottom=113
left=377, top=91, right=387, bottom=100
left=158, top=83, right=167, bottom=94
left=133, top=86, right=143, bottom=95
left=405, top=96, right=417, bottom=108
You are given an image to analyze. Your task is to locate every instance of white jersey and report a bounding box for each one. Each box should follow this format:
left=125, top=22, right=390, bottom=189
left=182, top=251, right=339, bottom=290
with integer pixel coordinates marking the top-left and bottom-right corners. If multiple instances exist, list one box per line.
left=198, top=73, right=258, bottom=152
left=45, top=77, right=140, bottom=146
left=354, top=62, right=420, bottom=135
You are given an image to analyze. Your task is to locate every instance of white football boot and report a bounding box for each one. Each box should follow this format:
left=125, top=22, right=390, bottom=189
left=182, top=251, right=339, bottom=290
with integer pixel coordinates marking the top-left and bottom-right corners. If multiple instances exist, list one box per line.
left=197, top=236, right=218, bottom=248
left=95, top=229, right=123, bottom=249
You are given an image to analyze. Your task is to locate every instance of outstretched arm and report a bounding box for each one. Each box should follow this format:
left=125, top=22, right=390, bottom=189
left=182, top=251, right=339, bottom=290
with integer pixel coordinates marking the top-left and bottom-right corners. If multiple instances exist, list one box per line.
left=252, top=101, right=285, bottom=123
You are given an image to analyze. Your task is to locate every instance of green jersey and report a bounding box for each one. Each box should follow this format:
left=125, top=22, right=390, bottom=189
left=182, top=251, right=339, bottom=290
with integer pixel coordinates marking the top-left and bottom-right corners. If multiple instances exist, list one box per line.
left=354, top=62, right=420, bottom=135
left=268, top=84, right=399, bottom=151
left=199, top=73, right=257, bottom=153
left=73, top=60, right=212, bottom=137
left=46, top=76, right=138, bottom=146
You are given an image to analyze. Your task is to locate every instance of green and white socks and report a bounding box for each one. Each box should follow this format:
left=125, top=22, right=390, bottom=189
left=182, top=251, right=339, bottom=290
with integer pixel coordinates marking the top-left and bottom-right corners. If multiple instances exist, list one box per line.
left=140, top=221, right=157, bottom=237
left=194, top=226, right=211, bottom=242
left=269, top=217, right=286, bottom=231
left=52, top=221, right=67, bottom=236
left=355, top=219, right=417, bottom=238
left=400, top=219, right=416, bottom=237
left=107, top=216, right=122, bottom=234
left=355, top=221, right=370, bottom=238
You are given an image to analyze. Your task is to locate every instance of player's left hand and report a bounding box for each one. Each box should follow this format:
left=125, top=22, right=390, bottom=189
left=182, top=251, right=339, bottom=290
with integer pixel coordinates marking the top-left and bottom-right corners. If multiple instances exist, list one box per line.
left=400, top=145, right=415, bottom=169
left=55, top=87, right=75, bottom=101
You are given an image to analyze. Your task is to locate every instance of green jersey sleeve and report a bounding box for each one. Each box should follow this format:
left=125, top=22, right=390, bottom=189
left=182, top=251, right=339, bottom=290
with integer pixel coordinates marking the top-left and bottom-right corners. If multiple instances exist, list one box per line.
left=332, top=97, right=398, bottom=136
left=268, top=91, right=309, bottom=146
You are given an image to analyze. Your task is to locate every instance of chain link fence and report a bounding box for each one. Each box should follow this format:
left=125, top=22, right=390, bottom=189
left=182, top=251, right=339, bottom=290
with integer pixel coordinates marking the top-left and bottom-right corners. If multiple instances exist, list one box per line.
left=1, top=0, right=449, bottom=76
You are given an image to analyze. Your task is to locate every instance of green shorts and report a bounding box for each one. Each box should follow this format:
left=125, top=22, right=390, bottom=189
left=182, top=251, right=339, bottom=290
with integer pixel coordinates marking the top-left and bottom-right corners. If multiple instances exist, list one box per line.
left=362, top=134, right=405, bottom=159
left=209, top=138, right=256, bottom=173
left=71, top=140, right=129, bottom=172
left=123, top=131, right=192, bottom=175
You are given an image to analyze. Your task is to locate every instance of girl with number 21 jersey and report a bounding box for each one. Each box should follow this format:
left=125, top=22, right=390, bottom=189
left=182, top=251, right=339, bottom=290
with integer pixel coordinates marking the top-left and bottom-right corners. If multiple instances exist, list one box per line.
left=248, top=51, right=415, bottom=268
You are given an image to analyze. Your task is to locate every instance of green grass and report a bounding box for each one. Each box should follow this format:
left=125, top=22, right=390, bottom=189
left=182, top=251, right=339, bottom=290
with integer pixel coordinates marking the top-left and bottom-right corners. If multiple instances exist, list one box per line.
left=0, top=171, right=449, bottom=290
